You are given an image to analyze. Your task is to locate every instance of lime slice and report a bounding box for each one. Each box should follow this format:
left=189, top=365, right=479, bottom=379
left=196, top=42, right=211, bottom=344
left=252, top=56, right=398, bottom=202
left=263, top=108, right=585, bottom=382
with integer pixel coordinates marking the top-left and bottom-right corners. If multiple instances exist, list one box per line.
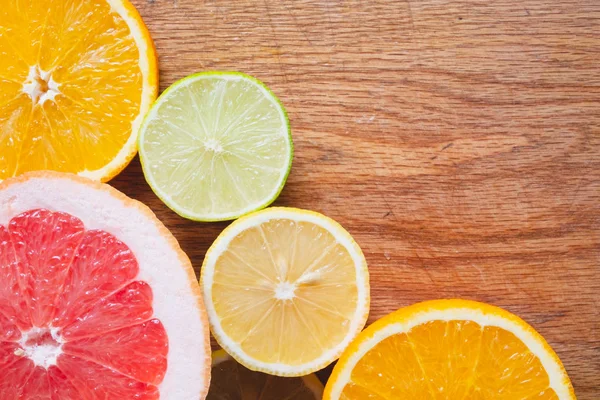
left=138, top=72, right=293, bottom=221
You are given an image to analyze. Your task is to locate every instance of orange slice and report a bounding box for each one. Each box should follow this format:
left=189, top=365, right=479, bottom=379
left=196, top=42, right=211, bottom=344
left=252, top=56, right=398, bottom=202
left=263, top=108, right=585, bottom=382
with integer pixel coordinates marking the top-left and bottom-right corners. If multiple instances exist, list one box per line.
left=0, top=0, right=158, bottom=181
left=208, top=349, right=323, bottom=399
left=0, top=172, right=210, bottom=399
left=324, top=299, right=575, bottom=400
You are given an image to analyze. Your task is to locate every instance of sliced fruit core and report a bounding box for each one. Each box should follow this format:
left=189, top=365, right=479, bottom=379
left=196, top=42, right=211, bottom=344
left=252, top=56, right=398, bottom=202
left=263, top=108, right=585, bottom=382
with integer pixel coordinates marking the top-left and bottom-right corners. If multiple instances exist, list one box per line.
left=211, top=217, right=362, bottom=367
left=19, top=327, right=62, bottom=369
left=342, top=320, right=557, bottom=399
left=23, top=66, right=60, bottom=106
left=0, top=209, right=168, bottom=399
left=274, top=281, right=296, bottom=300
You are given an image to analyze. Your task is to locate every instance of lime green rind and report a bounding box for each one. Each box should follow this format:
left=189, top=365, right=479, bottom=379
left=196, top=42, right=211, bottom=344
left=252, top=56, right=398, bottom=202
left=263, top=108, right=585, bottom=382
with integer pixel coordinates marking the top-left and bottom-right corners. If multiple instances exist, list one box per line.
left=138, top=71, right=293, bottom=222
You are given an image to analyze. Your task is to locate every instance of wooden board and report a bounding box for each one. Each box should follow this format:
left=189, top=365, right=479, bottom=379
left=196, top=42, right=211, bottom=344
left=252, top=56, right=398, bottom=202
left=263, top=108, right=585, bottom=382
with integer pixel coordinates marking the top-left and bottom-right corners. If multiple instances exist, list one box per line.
left=117, top=0, right=599, bottom=397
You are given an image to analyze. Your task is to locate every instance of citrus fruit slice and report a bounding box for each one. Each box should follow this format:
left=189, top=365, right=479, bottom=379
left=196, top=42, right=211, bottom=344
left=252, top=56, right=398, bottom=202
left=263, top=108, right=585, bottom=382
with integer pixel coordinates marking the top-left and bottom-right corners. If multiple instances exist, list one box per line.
left=138, top=72, right=292, bottom=222
left=0, top=0, right=158, bottom=181
left=208, top=349, right=324, bottom=399
left=0, top=172, right=210, bottom=399
left=200, top=207, right=370, bottom=376
left=324, top=299, right=575, bottom=400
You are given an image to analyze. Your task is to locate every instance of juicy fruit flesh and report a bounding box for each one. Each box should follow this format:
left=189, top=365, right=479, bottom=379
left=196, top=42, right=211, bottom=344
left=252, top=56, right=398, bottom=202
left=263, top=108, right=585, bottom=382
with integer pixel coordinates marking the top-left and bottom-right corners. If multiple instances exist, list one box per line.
left=0, top=0, right=143, bottom=178
left=0, top=209, right=168, bottom=399
left=208, top=355, right=321, bottom=400
left=141, top=75, right=289, bottom=218
left=213, top=218, right=358, bottom=365
left=341, top=320, right=557, bottom=399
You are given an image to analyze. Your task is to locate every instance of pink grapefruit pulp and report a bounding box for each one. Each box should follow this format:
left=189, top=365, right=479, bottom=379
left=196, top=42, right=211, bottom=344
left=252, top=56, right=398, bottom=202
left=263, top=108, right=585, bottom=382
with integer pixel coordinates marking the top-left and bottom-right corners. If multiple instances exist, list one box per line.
left=0, top=172, right=210, bottom=399
left=0, top=209, right=167, bottom=398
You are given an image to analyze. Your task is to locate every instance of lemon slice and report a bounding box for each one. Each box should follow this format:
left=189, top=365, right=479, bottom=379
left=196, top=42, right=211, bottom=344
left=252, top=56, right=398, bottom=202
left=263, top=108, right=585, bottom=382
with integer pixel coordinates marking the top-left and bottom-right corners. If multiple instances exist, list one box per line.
left=200, top=207, right=370, bottom=376
left=138, top=72, right=292, bottom=221
left=208, top=349, right=323, bottom=399
left=324, top=299, right=575, bottom=399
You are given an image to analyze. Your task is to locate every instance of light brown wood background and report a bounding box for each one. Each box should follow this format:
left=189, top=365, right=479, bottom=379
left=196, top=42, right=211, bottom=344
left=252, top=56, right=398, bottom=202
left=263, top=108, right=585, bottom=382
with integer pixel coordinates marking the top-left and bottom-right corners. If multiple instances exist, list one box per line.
left=115, top=0, right=600, bottom=397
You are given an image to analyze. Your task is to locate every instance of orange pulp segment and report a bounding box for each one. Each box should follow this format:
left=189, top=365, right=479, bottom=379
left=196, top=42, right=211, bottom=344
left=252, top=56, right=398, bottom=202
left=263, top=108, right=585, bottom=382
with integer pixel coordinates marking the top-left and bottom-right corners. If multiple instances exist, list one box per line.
left=0, top=0, right=157, bottom=181
left=325, top=300, right=575, bottom=400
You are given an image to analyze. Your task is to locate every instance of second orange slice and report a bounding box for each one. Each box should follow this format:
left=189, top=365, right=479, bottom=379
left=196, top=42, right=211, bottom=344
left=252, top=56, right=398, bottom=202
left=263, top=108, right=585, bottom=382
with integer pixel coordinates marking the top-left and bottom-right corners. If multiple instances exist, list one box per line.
left=325, top=300, right=575, bottom=399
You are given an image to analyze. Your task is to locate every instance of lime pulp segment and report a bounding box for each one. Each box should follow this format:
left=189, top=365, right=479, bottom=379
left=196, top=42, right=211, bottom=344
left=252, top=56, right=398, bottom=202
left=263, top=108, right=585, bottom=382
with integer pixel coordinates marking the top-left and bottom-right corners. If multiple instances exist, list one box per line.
left=139, top=72, right=292, bottom=221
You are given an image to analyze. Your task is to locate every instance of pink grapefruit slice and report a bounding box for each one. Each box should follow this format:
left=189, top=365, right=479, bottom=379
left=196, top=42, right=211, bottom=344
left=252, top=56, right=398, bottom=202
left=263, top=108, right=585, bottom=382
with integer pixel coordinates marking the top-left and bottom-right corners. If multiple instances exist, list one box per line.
left=0, top=171, right=210, bottom=399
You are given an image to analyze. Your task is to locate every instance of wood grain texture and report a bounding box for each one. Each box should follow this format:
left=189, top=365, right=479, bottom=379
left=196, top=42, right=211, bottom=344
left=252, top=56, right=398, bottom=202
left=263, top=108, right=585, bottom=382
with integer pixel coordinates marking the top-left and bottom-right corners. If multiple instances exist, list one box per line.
left=115, top=0, right=599, bottom=397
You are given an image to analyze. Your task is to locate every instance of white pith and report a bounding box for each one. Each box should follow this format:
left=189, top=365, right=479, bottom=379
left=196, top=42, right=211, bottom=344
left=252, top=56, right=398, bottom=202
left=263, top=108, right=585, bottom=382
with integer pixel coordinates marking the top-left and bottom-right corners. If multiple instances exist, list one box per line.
left=138, top=73, right=292, bottom=221
left=0, top=175, right=209, bottom=399
left=17, top=327, right=64, bottom=369
left=22, top=66, right=61, bottom=106
left=203, top=138, right=224, bottom=153
left=328, top=307, right=574, bottom=399
left=273, top=281, right=296, bottom=300
left=202, top=208, right=369, bottom=376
